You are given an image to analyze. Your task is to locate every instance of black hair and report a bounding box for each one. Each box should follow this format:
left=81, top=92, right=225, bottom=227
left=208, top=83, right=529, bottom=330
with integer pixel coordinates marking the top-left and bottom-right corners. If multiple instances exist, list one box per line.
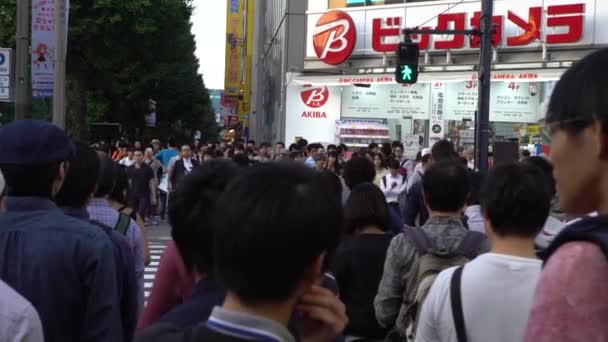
left=415, top=151, right=422, bottom=162
left=521, top=149, right=531, bottom=158
left=522, top=156, right=556, bottom=198
left=297, top=139, right=309, bottom=151
left=247, top=140, right=256, bottom=146
left=0, top=162, right=63, bottom=198
left=212, top=163, right=343, bottom=302
left=260, top=142, right=271, bottom=148
left=55, top=142, right=100, bottom=208
left=170, top=160, right=240, bottom=274
left=423, top=161, right=471, bottom=212
left=337, top=143, right=348, bottom=153
left=546, top=48, right=608, bottom=134
left=386, top=158, right=400, bottom=170
left=234, top=143, right=245, bottom=152
left=307, top=143, right=320, bottom=152
left=368, top=142, right=379, bottom=150
left=467, top=170, right=484, bottom=206
left=94, top=152, right=117, bottom=197
left=393, top=142, right=404, bottom=151
left=167, top=138, right=176, bottom=147
left=109, top=165, right=129, bottom=204
left=232, top=153, right=250, bottom=167
left=327, top=144, right=337, bottom=151
left=373, top=153, right=386, bottom=168
left=381, top=143, right=392, bottom=156
left=343, top=157, right=376, bottom=190
left=481, top=163, right=551, bottom=237
left=276, top=142, right=285, bottom=148
left=431, top=140, right=457, bottom=162
left=345, top=183, right=389, bottom=234
left=133, top=148, right=144, bottom=154
left=288, top=143, right=298, bottom=152
left=289, top=152, right=302, bottom=160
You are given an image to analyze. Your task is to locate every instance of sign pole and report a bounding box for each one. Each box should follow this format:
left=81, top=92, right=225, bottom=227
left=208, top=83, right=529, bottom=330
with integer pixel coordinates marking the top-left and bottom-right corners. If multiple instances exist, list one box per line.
left=52, top=0, right=67, bottom=129
left=14, top=0, right=29, bottom=120
left=474, top=0, right=494, bottom=173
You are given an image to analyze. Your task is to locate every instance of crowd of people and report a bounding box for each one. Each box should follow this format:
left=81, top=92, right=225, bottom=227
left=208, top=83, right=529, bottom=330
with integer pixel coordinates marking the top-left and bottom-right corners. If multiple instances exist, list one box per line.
left=0, top=47, right=607, bottom=342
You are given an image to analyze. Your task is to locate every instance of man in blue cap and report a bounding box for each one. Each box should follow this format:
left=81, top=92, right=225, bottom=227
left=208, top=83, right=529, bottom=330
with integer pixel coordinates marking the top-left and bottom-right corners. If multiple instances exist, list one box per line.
left=0, top=120, right=123, bottom=342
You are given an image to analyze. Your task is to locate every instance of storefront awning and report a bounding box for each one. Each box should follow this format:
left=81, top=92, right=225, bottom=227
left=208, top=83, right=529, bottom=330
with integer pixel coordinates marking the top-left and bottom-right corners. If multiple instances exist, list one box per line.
left=290, top=68, right=566, bottom=86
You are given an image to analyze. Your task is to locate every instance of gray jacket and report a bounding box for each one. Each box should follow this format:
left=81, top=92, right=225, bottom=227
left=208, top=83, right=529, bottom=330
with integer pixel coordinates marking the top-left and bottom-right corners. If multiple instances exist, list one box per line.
left=374, top=216, right=491, bottom=329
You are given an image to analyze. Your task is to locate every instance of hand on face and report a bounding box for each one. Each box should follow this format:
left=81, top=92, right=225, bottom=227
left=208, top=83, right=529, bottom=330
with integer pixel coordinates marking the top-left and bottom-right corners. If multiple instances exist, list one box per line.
left=297, top=285, right=348, bottom=342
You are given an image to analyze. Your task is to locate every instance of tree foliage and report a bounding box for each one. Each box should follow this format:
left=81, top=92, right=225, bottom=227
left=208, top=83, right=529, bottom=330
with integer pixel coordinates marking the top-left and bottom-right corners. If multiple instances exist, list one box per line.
left=0, top=0, right=218, bottom=141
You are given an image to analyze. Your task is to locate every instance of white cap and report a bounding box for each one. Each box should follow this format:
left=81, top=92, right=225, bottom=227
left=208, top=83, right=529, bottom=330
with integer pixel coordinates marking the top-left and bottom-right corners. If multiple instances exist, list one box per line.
left=421, top=148, right=431, bottom=158
left=0, top=169, right=4, bottom=195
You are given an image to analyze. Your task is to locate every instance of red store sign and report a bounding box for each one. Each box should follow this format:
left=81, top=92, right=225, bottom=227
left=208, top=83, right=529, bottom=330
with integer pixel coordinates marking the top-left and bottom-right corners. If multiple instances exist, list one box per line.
left=310, top=1, right=589, bottom=65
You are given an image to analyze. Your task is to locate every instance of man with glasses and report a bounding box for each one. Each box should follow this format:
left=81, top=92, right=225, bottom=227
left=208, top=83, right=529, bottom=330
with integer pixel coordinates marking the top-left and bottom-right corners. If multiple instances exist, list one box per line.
left=524, top=48, right=608, bottom=341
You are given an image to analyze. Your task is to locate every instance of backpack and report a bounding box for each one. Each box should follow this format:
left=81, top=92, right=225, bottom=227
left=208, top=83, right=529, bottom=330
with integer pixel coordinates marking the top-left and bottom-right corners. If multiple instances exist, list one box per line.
left=386, top=228, right=486, bottom=342
left=114, top=212, right=131, bottom=235
left=383, top=174, right=407, bottom=188
left=539, top=214, right=608, bottom=262
left=398, top=160, right=409, bottom=177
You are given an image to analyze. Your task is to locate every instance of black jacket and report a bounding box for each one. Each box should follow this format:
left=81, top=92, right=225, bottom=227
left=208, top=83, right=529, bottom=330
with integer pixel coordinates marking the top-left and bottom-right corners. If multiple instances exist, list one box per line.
left=170, top=158, right=200, bottom=189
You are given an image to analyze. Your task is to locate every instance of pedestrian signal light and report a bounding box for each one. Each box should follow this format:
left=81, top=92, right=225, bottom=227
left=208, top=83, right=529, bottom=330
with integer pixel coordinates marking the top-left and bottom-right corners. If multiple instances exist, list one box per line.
left=395, top=42, right=419, bottom=84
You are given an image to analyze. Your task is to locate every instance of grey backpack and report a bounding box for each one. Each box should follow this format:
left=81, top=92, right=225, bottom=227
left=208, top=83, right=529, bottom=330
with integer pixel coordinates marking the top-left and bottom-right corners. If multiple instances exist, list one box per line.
left=385, top=228, right=486, bottom=342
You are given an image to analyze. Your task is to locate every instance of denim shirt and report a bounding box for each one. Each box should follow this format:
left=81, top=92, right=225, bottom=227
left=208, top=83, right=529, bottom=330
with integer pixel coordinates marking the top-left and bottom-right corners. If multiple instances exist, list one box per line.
left=63, top=207, right=138, bottom=342
left=0, top=197, right=123, bottom=342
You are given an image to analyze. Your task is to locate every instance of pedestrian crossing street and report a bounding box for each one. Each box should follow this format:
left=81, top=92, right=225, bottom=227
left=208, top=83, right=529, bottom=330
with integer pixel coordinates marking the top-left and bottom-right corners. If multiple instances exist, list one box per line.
left=144, top=236, right=172, bottom=304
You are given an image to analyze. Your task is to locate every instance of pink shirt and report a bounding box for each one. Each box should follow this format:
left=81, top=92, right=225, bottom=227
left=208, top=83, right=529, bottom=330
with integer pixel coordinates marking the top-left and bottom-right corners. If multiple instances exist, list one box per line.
left=525, top=241, right=608, bottom=341
left=136, top=241, right=195, bottom=333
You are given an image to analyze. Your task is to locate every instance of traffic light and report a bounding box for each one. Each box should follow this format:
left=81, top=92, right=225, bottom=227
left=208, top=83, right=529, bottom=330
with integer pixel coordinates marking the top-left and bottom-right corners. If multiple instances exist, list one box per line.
left=395, top=42, right=419, bottom=84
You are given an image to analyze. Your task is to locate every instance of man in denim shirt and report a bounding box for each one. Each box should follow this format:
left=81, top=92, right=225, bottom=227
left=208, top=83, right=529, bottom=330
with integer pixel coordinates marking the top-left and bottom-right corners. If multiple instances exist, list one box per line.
left=0, top=120, right=122, bottom=342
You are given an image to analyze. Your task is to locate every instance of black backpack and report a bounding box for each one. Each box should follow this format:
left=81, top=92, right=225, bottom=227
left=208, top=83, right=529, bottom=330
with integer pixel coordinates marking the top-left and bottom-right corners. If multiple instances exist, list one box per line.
left=539, top=215, right=608, bottom=262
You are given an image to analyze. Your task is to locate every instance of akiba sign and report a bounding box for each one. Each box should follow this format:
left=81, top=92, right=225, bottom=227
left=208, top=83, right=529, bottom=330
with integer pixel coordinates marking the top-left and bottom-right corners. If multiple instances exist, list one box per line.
left=308, top=0, right=595, bottom=64
left=286, top=85, right=341, bottom=144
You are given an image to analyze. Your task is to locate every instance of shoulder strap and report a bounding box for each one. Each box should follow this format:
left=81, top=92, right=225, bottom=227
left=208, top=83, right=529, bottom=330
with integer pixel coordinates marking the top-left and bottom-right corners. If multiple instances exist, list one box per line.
left=450, top=266, right=467, bottom=342
left=403, top=227, right=437, bottom=254
left=117, top=205, right=127, bottom=212
left=382, top=175, right=387, bottom=188
left=114, top=212, right=131, bottom=235
left=400, top=159, right=408, bottom=168
left=455, top=231, right=486, bottom=259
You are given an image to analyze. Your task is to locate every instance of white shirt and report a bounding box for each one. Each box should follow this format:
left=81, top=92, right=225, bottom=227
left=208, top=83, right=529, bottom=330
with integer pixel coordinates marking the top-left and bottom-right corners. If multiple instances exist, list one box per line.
left=464, top=205, right=485, bottom=234
left=416, top=253, right=542, bottom=342
left=379, top=173, right=407, bottom=203
left=119, top=157, right=135, bottom=167
left=0, top=279, right=44, bottom=342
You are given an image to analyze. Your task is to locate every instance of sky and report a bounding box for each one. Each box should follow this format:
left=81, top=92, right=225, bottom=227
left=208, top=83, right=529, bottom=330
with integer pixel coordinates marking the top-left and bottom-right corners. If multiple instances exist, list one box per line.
left=191, top=0, right=227, bottom=90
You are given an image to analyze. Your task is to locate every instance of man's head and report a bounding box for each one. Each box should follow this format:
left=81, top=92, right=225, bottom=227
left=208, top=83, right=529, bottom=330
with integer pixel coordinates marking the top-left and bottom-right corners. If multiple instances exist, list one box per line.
left=522, top=156, right=556, bottom=199
left=481, top=163, right=550, bottom=238
left=387, top=158, right=400, bottom=177
left=431, top=140, right=457, bottom=163
left=343, top=157, right=376, bottom=190
left=545, top=48, right=608, bottom=215
left=203, top=150, right=215, bottom=163
left=170, top=160, right=240, bottom=275
left=134, top=140, right=142, bottom=149
left=423, top=161, right=470, bottom=214
left=307, top=143, right=320, bottom=158
left=180, top=145, right=192, bottom=159
left=275, top=142, right=285, bottom=154
left=212, top=163, right=343, bottom=303
left=345, top=183, right=389, bottom=235
left=95, top=152, right=117, bottom=198
left=393, top=142, right=404, bottom=160
left=247, top=140, right=256, bottom=150
left=314, top=153, right=327, bottom=170
left=55, top=142, right=101, bottom=208
left=145, top=147, right=154, bottom=158
left=167, top=138, right=176, bottom=148
left=259, top=142, right=271, bottom=156
left=133, top=149, right=144, bottom=164
left=369, top=143, right=380, bottom=154
left=0, top=120, right=75, bottom=198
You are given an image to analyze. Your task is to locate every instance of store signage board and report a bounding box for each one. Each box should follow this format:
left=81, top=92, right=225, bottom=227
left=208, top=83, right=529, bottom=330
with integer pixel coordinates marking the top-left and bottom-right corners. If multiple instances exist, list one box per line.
left=307, top=0, right=599, bottom=62
left=341, top=83, right=431, bottom=120
left=490, top=82, right=541, bottom=123
left=444, top=81, right=478, bottom=121
left=285, top=85, right=342, bottom=144
left=0, top=48, right=10, bottom=101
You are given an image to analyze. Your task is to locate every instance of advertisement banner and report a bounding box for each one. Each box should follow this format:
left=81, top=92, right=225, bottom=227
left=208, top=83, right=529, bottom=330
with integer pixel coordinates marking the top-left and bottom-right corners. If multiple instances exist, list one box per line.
left=490, top=82, right=541, bottom=123
left=444, top=81, right=478, bottom=121
left=224, top=0, right=243, bottom=97
left=0, top=48, right=11, bottom=102
left=31, top=0, right=55, bottom=99
left=429, top=82, right=446, bottom=147
left=285, top=85, right=341, bottom=144
left=341, top=83, right=430, bottom=120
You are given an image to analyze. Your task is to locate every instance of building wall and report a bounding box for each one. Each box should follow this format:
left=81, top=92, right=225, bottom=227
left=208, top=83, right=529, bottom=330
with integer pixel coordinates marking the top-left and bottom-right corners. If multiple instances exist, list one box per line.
left=251, top=0, right=307, bottom=144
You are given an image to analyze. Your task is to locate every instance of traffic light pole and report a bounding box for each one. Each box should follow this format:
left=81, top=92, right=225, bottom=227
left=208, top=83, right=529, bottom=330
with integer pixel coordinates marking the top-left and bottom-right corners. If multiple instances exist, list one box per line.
left=402, top=0, right=494, bottom=173
left=475, top=0, right=494, bottom=174
left=15, top=0, right=29, bottom=120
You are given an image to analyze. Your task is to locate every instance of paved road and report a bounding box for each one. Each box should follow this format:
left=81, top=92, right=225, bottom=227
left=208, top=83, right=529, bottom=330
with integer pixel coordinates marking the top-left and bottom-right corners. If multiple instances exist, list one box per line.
left=144, top=222, right=172, bottom=304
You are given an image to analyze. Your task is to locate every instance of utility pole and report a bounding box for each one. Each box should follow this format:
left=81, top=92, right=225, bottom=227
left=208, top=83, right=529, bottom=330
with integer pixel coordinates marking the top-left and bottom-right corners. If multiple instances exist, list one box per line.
left=14, top=0, right=29, bottom=120
left=52, top=0, right=67, bottom=129
left=474, top=0, right=494, bottom=173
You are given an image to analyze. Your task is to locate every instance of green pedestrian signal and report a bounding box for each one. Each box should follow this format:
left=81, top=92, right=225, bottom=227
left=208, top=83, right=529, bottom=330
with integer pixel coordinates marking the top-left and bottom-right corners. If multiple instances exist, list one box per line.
left=395, top=42, right=419, bottom=84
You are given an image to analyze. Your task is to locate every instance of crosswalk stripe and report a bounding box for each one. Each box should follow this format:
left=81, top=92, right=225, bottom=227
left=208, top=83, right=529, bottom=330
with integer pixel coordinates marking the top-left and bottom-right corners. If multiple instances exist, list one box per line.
left=144, top=231, right=171, bottom=305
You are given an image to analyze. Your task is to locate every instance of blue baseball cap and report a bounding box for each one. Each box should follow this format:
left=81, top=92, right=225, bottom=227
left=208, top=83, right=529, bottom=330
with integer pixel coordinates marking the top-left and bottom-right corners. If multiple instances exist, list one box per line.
left=0, top=120, right=75, bottom=165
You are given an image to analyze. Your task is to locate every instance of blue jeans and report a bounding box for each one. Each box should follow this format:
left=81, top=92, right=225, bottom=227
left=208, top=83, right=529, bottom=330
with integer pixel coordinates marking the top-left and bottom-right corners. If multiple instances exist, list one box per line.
left=158, top=190, right=168, bottom=219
